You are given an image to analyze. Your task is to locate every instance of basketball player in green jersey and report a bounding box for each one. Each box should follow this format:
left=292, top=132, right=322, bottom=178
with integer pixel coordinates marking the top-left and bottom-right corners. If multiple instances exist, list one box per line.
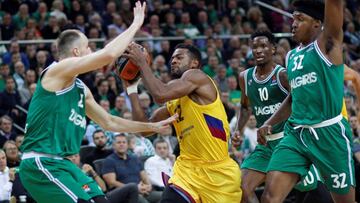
left=235, top=30, right=330, bottom=203
left=18, top=2, right=177, bottom=203
left=235, top=30, right=289, bottom=203
left=258, top=0, right=355, bottom=202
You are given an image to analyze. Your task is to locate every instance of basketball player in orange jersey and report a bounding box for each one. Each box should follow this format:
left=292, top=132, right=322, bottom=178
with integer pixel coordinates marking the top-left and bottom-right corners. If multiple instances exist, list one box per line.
left=123, top=43, right=242, bottom=203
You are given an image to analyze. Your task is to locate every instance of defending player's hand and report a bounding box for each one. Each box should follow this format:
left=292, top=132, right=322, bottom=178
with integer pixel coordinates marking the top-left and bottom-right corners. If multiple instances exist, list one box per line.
left=123, top=43, right=149, bottom=69
left=231, top=130, right=243, bottom=147
left=132, top=1, right=146, bottom=28
left=257, top=124, right=272, bottom=145
left=151, top=114, right=178, bottom=133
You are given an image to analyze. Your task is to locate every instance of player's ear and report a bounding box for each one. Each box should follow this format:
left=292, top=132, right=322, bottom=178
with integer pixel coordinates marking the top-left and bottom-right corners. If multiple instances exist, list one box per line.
left=313, top=19, right=321, bottom=30
left=73, top=47, right=80, bottom=57
left=191, top=59, right=199, bottom=69
left=272, top=45, right=276, bottom=55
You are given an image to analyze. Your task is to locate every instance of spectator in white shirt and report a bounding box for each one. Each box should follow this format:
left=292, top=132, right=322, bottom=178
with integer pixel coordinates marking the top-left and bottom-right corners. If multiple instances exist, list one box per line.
left=243, top=115, right=258, bottom=153
left=155, top=126, right=177, bottom=155
left=144, top=139, right=174, bottom=191
left=0, top=149, right=15, bottom=202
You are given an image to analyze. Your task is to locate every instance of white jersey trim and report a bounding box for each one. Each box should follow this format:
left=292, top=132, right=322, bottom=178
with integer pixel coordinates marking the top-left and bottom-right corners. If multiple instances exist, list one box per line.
left=314, top=40, right=332, bottom=67
left=252, top=65, right=279, bottom=84
left=285, top=51, right=291, bottom=68
left=339, top=121, right=354, bottom=186
left=276, top=67, right=289, bottom=95
left=75, top=78, right=87, bottom=97
left=244, top=69, right=249, bottom=96
left=296, top=42, right=314, bottom=52
left=35, top=157, right=78, bottom=202
left=55, top=82, right=75, bottom=96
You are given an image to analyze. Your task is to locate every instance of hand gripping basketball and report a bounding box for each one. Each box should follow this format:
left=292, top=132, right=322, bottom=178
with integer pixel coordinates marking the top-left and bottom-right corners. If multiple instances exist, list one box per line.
left=115, top=44, right=151, bottom=82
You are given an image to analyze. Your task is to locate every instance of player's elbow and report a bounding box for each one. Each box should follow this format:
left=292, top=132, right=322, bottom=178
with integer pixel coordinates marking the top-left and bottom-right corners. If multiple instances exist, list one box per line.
left=98, top=49, right=117, bottom=63
left=99, top=114, right=114, bottom=131
left=105, top=52, right=117, bottom=62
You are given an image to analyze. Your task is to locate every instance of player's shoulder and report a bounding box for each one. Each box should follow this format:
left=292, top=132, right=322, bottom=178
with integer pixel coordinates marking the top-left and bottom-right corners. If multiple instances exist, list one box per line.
left=275, top=64, right=286, bottom=71
left=239, top=66, right=254, bottom=78
left=184, top=68, right=209, bottom=81
left=186, top=68, right=206, bottom=75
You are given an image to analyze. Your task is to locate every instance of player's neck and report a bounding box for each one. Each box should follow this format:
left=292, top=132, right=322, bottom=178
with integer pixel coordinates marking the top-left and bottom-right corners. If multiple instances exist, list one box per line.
left=256, top=62, right=276, bottom=76
left=300, top=32, right=319, bottom=47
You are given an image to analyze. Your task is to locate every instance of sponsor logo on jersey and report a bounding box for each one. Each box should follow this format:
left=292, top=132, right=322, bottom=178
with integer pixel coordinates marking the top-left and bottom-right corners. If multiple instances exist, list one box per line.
left=69, top=108, right=86, bottom=129
left=270, top=75, right=277, bottom=86
left=254, top=102, right=282, bottom=116
left=82, top=184, right=91, bottom=192
left=290, top=72, right=317, bottom=90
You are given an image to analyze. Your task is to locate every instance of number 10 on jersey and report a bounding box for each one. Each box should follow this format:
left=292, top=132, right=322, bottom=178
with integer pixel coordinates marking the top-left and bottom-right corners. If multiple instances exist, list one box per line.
left=258, top=87, right=269, bottom=101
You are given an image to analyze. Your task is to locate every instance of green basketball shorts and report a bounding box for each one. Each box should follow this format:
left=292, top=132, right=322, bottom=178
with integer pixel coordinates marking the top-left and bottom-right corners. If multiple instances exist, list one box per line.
left=267, top=117, right=355, bottom=194
left=19, top=155, right=104, bottom=203
left=241, top=135, right=319, bottom=191
left=241, top=138, right=281, bottom=173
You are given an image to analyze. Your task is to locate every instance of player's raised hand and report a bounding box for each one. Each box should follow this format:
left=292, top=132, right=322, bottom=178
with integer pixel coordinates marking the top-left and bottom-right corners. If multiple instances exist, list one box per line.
left=231, top=130, right=243, bottom=147
left=257, top=124, right=271, bottom=145
left=132, top=1, right=146, bottom=28
left=151, top=114, right=178, bottom=133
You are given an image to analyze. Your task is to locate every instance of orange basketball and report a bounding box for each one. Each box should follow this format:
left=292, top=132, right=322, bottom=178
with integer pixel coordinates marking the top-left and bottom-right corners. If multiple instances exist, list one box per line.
left=115, top=46, right=151, bottom=82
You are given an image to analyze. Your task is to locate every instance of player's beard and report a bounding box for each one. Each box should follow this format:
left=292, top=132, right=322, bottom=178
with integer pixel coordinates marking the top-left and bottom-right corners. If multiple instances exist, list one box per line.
left=171, top=71, right=181, bottom=79
left=96, top=142, right=106, bottom=149
left=171, top=64, right=188, bottom=79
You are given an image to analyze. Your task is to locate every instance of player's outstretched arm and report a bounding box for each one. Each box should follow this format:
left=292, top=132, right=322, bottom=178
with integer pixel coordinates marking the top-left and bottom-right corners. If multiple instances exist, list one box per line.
left=84, top=86, right=177, bottom=133
left=318, top=0, right=344, bottom=65
left=124, top=79, right=172, bottom=136
left=49, top=2, right=146, bottom=79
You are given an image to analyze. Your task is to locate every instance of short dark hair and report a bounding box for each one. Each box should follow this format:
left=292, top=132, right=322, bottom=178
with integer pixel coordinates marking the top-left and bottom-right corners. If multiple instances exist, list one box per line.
left=5, top=76, right=15, bottom=83
left=114, top=133, right=127, bottom=141
left=174, top=43, right=202, bottom=68
left=0, top=115, right=12, bottom=125
left=97, top=78, right=108, bottom=87
left=92, top=129, right=104, bottom=138
left=293, top=0, right=325, bottom=22
left=153, top=138, right=168, bottom=148
left=57, top=29, right=82, bottom=58
left=251, top=30, right=276, bottom=45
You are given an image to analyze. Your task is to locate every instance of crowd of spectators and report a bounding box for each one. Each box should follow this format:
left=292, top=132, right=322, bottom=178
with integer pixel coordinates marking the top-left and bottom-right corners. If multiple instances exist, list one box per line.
left=0, top=0, right=360, bottom=202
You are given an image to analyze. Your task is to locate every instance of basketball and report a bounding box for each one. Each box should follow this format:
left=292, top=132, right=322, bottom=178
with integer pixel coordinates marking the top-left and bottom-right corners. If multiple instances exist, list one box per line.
left=115, top=45, right=151, bottom=82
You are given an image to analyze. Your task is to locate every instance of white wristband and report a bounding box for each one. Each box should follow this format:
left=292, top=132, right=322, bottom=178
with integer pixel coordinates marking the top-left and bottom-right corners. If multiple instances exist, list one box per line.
left=126, top=79, right=141, bottom=95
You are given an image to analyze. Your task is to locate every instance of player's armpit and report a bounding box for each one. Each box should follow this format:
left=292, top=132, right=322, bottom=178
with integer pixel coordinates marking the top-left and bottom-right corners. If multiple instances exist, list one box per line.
left=278, top=69, right=290, bottom=92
